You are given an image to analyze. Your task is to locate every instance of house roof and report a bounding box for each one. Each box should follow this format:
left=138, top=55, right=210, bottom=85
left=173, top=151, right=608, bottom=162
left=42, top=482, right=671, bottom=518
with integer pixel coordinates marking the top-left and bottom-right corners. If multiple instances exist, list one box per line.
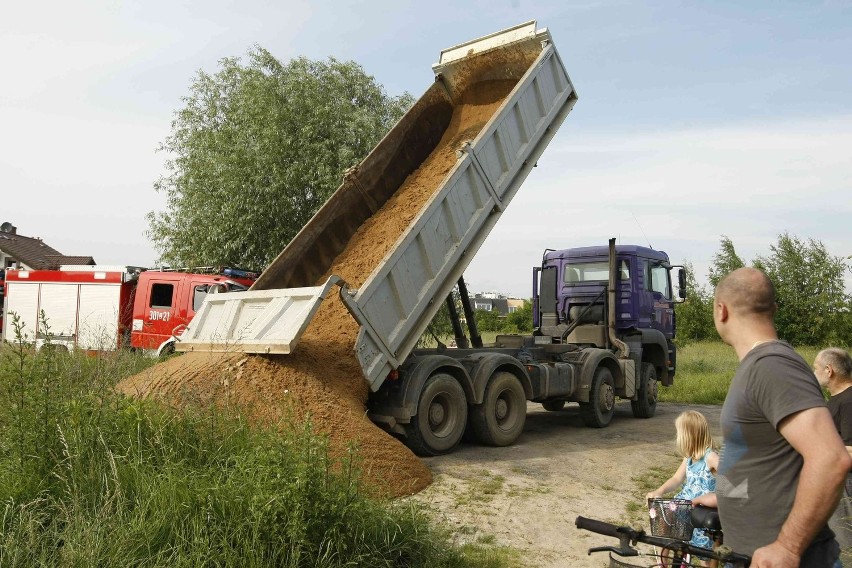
left=44, top=255, right=97, bottom=267
left=0, top=232, right=95, bottom=270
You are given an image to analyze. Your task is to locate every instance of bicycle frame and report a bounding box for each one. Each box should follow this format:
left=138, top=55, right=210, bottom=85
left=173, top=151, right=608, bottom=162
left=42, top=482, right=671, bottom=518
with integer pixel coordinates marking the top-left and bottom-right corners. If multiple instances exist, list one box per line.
left=575, top=516, right=751, bottom=567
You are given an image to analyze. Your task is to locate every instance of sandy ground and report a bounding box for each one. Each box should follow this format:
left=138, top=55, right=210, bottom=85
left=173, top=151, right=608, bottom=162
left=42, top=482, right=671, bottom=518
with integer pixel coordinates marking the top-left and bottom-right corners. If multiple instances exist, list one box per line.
left=411, top=401, right=723, bottom=568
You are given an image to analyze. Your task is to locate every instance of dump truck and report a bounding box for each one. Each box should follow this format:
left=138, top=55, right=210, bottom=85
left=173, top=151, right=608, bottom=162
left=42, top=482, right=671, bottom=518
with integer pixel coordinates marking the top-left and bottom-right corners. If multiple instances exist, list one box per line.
left=175, top=21, right=685, bottom=456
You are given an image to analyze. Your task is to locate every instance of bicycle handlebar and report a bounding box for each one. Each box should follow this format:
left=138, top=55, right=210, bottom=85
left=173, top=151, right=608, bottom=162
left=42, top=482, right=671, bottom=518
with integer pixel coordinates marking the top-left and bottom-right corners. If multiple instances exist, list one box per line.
left=575, top=516, right=622, bottom=538
left=575, top=516, right=752, bottom=567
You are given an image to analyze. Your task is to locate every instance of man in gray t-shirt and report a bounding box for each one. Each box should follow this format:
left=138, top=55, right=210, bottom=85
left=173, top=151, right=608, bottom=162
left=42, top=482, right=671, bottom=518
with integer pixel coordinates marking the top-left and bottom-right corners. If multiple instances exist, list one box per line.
left=713, top=268, right=850, bottom=568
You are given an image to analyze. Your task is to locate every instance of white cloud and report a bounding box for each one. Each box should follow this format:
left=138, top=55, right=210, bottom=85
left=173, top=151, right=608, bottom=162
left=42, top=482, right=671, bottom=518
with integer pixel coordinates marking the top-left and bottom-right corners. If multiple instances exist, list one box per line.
left=466, top=116, right=852, bottom=297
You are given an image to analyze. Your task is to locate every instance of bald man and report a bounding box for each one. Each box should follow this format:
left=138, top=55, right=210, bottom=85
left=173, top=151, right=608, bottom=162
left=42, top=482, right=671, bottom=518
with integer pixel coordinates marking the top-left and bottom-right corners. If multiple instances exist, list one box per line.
left=713, top=267, right=851, bottom=568
left=814, top=347, right=852, bottom=555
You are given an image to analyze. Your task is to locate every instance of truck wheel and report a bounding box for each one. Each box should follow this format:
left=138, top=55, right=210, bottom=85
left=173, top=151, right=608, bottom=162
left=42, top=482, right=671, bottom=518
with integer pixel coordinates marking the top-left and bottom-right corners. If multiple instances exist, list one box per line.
left=580, top=366, right=615, bottom=428
left=158, top=342, right=176, bottom=358
left=405, top=373, right=467, bottom=456
left=631, top=363, right=658, bottom=419
left=470, top=372, right=526, bottom=446
left=542, top=400, right=566, bottom=412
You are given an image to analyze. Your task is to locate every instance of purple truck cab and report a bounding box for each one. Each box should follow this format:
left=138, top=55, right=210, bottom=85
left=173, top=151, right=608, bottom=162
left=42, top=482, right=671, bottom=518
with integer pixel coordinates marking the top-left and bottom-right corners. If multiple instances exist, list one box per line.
left=534, top=244, right=685, bottom=385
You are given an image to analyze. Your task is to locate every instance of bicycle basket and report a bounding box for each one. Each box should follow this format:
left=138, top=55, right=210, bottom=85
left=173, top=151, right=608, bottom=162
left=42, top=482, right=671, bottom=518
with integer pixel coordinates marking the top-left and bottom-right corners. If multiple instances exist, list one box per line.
left=648, top=497, right=694, bottom=540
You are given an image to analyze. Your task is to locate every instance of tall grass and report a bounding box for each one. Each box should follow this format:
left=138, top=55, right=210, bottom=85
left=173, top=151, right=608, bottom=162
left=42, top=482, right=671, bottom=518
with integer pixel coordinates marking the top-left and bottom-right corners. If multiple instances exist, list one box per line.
left=0, top=316, right=501, bottom=567
left=661, top=340, right=822, bottom=405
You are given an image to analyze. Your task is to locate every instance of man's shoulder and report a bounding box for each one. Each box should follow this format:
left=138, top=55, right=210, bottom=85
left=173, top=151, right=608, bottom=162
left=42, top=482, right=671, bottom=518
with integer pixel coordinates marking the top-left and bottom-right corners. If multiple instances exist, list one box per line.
left=741, top=343, right=826, bottom=424
left=832, top=385, right=852, bottom=408
left=748, top=342, right=811, bottom=374
left=835, top=385, right=852, bottom=401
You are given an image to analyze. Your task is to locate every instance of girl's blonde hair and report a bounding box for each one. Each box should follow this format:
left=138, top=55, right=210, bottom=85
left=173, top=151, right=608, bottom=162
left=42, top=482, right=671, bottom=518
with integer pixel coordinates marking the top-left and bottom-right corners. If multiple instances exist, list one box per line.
left=675, top=410, right=715, bottom=461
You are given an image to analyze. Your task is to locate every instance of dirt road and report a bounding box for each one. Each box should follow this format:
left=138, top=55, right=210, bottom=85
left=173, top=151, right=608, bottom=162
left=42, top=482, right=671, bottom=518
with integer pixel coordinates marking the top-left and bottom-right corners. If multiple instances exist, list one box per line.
left=412, top=401, right=723, bottom=568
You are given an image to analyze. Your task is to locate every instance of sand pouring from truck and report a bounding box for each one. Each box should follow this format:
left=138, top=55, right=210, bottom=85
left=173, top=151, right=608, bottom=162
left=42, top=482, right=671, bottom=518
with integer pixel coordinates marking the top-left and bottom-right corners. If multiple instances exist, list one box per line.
left=175, top=21, right=687, bottom=456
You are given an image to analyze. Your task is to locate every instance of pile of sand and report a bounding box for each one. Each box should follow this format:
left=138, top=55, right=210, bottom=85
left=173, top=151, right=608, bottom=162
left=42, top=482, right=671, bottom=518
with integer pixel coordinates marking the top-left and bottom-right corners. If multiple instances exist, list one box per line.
left=117, top=79, right=517, bottom=498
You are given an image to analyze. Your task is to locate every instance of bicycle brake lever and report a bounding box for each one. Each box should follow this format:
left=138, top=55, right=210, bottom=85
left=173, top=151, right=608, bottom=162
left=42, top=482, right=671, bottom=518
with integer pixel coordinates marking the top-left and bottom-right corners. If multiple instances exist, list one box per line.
left=588, top=546, right=639, bottom=557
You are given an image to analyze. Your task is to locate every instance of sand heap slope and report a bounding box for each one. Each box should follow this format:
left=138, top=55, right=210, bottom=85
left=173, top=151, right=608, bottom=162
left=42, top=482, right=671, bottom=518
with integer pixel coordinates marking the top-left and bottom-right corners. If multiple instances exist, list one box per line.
left=117, top=80, right=516, bottom=498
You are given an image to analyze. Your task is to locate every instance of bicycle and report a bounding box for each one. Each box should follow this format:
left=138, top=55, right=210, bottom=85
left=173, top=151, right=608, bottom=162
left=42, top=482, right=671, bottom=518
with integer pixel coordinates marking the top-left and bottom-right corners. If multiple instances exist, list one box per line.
left=575, top=515, right=751, bottom=567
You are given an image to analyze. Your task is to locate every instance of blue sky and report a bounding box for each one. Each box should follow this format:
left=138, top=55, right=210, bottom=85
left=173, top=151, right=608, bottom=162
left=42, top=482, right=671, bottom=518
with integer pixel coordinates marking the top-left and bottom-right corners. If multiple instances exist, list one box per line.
left=2, top=1, right=851, bottom=297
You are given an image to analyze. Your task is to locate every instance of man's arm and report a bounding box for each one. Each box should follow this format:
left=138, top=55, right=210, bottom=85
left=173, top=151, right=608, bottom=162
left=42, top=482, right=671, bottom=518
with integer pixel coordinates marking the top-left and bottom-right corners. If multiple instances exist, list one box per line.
left=751, top=406, right=852, bottom=567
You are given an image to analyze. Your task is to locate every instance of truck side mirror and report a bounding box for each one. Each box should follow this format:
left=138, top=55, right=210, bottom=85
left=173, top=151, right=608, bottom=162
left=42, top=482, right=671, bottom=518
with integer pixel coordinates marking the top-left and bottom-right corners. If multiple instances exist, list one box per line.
left=678, top=269, right=687, bottom=299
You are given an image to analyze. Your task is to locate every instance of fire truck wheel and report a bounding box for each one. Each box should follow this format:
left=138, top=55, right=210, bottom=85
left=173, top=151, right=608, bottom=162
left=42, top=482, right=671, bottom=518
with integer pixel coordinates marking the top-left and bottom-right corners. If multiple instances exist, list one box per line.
left=158, top=342, right=176, bottom=358
left=580, top=366, right=615, bottom=428
left=405, top=373, right=467, bottom=456
left=470, top=372, right=526, bottom=447
left=631, top=363, right=658, bottom=419
left=542, top=400, right=566, bottom=412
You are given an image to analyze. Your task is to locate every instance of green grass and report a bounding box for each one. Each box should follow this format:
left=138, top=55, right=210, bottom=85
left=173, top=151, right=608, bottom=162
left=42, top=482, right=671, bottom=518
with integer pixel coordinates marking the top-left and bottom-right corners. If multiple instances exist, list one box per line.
left=624, top=462, right=681, bottom=525
left=660, top=340, right=822, bottom=405
left=0, top=320, right=513, bottom=567
left=453, top=471, right=506, bottom=507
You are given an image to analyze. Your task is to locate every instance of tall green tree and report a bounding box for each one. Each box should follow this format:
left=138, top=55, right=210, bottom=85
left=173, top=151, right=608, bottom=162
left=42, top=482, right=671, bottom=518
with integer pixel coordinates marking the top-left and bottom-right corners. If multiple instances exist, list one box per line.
left=674, top=262, right=715, bottom=344
left=754, top=233, right=851, bottom=345
left=148, top=47, right=414, bottom=269
left=708, top=235, right=745, bottom=287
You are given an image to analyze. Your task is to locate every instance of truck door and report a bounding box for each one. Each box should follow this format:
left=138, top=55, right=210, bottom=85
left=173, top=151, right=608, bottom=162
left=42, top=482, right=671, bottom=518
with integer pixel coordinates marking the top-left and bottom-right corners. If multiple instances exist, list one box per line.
left=136, top=275, right=183, bottom=350
left=641, top=261, right=674, bottom=338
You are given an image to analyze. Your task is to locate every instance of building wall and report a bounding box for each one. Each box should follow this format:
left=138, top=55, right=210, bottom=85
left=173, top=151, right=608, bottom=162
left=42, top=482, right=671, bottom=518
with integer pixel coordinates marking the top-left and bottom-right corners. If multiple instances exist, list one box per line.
left=0, top=251, right=31, bottom=270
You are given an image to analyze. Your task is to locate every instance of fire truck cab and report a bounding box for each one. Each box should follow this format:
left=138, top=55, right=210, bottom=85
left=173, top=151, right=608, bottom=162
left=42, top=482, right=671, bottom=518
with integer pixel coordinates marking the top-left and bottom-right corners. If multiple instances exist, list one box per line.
left=131, top=268, right=256, bottom=356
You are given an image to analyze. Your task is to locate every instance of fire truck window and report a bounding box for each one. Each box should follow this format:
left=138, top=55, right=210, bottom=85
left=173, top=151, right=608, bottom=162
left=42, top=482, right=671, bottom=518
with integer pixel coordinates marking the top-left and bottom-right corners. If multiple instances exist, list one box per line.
left=192, top=286, right=208, bottom=311
left=150, top=283, right=174, bottom=309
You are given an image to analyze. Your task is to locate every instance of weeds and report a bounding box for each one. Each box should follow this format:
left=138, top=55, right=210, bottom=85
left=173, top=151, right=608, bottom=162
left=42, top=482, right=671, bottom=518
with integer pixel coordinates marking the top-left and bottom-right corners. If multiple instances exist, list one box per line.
left=0, top=325, right=507, bottom=567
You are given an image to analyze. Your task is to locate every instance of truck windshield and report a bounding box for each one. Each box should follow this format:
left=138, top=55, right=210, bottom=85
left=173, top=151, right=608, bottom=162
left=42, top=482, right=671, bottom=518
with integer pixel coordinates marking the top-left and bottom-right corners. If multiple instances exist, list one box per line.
left=564, top=261, right=629, bottom=283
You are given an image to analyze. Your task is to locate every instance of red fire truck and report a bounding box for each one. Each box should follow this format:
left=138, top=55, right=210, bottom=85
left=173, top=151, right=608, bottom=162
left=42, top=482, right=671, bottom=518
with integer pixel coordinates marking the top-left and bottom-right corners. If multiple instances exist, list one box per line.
left=1, top=266, right=257, bottom=356
left=0, top=270, right=6, bottom=336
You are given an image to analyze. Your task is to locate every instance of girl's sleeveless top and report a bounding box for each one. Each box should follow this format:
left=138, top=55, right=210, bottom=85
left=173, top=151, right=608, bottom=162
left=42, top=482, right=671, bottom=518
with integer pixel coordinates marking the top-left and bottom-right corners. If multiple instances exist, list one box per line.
left=676, top=448, right=716, bottom=500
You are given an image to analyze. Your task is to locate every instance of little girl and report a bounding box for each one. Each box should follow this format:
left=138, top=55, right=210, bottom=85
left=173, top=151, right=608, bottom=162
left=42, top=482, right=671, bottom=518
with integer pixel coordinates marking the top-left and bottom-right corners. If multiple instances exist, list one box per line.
left=646, top=410, right=719, bottom=558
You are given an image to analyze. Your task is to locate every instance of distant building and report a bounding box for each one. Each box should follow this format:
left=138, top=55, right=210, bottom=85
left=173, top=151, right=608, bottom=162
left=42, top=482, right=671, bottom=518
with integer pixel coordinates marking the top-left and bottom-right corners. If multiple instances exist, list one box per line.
left=506, top=298, right=525, bottom=314
left=472, top=292, right=525, bottom=316
left=0, top=222, right=95, bottom=270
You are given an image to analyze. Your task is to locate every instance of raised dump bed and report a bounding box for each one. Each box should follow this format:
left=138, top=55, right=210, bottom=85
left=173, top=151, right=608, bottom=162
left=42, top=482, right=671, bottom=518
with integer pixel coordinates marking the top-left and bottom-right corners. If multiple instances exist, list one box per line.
left=177, top=20, right=578, bottom=391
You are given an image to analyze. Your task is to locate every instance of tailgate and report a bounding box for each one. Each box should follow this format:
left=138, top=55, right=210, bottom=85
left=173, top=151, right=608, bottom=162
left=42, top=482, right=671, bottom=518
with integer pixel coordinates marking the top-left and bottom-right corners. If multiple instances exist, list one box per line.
left=175, top=277, right=343, bottom=354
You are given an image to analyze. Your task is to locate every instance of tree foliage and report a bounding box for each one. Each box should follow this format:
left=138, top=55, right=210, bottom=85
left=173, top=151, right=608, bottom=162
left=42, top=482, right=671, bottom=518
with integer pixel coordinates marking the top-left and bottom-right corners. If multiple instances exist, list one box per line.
left=676, top=233, right=851, bottom=347
left=473, top=309, right=503, bottom=333
left=148, top=47, right=414, bottom=268
left=506, top=300, right=533, bottom=333
left=754, top=232, right=851, bottom=345
left=708, top=235, right=744, bottom=287
left=673, top=262, right=715, bottom=344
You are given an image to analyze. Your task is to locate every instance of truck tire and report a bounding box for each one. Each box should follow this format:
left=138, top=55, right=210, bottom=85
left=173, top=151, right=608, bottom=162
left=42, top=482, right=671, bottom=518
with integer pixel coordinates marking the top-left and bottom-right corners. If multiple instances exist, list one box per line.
left=158, top=342, right=176, bottom=358
left=631, top=363, right=658, bottom=419
left=405, top=373, right=467, bottom=456
left=542, top=400, right=566, bottom=412
left=580, top=366, right=615, bottom=428
left=470, top=372, right=526, bottom=446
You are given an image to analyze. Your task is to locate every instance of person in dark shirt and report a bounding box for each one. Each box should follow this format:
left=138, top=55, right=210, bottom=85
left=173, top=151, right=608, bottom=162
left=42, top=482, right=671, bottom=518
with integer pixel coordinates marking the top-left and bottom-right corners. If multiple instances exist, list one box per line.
left=713, top=267, right=851, bottom=568
left=814, top=347, right=852, bottom=556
